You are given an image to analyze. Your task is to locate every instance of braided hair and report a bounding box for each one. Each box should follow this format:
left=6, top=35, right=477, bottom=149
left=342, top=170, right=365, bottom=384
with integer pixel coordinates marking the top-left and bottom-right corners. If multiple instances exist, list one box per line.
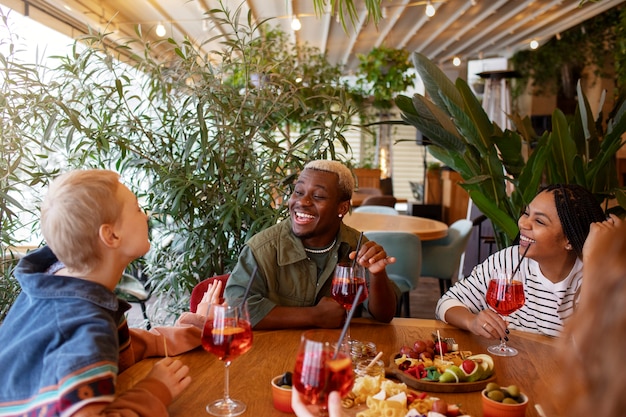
left=541, top=184, right=605, bottom=257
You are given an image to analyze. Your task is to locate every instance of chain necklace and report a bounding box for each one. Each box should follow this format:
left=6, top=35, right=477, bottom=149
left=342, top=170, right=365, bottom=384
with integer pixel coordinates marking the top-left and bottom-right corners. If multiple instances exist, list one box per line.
left=303, top=238, right=337, bottom=254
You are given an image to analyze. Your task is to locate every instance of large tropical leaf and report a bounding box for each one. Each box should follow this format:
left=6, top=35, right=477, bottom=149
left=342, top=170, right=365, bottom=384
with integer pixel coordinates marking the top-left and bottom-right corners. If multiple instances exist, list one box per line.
left=427, top=145, right=473, bottom=177
left=396, top=95, right=465, bottom=153
left=547, top=109, right=577, bottom=184
left=493, top=129, right=525, bottom=178
left=455, top=79, right=494, bottom=152
left=411, top=52, right=462, bottom=112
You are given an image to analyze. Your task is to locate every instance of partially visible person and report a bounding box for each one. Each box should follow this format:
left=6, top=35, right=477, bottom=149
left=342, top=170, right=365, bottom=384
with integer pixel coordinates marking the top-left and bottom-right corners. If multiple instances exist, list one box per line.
left=225, top=160, right=400, bottom=329
left=548, top=214, right=626, bottom=417
left=292, top=388, right=344, bottom=417
left=0, top=170, right=205, bottom=417
left=436, top=184, right=605, bottom=338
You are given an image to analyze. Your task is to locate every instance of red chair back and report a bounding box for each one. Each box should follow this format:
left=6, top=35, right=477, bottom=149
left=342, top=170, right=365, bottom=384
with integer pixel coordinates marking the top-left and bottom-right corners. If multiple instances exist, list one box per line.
left=190, top=274, right=230, bottom=313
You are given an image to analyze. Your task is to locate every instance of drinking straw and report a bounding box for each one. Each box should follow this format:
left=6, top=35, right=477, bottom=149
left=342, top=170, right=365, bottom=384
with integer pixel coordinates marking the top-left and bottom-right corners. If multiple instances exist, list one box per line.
left=351, top=232, right=364, bottom=268
left=333, top=285, right=364, bottom=359
left=241, top=266, right=258, bottom=303
left=509, top=244, right=531, bottom=283
left=364, top=351, right=384, bottom=370
left=163, top=338, right=168, bottom=358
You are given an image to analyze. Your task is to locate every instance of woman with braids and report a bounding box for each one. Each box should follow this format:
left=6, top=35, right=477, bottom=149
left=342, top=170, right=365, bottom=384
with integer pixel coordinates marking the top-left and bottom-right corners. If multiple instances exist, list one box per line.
left=435, top=184, right=605, bottom=338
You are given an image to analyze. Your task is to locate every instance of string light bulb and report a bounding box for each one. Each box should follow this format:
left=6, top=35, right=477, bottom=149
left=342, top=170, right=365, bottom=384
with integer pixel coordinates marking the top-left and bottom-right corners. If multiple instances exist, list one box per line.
left=530, top=39, right=539, bottom=49
left=425, top=1, right=436, bottom=17
left=156, top=22, right=166, bottom=37
left=452, top=56, right=461, bottom=67
left=291, top=15, right=301, bottom=31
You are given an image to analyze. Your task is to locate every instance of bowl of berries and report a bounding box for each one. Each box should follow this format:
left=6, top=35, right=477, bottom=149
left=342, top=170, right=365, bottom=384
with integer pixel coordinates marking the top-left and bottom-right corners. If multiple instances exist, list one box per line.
left=481, top=383, right=528, bottom=417
left=271, top=372, right=293, bottom=413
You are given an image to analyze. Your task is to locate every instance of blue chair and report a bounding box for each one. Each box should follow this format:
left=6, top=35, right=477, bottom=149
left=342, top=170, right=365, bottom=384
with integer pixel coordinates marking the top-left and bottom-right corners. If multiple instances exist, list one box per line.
left=421, top=219, right=474, bottom=296
left=363, top=231, right=421, bottom=317
left=353, top=205, right=399, bottom=215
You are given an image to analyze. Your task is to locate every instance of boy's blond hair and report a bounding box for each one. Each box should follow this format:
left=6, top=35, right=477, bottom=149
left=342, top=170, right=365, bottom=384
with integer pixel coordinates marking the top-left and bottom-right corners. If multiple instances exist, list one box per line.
left=41, top=170, right=122, bottom=271
left=303, top=160, right=355, bottom=202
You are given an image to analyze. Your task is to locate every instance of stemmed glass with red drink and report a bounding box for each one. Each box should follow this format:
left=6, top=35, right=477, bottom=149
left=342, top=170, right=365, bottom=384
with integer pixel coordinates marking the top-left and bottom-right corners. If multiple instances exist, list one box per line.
left=293, top=329, right=355, bottom=416
left=331, top=263, right=368, bottom=341
left=201, top=302, right=253, bottom=416
left=486, top=271, right=525, bottom=357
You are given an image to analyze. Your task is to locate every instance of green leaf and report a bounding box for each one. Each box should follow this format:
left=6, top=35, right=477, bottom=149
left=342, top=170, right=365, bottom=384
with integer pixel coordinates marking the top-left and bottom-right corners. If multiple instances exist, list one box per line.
left=548, top=109, right=577, bottom=183
left=468, top=190, right=519, bottom=244
left=493, top=129, right=525, bottom=178
left=455, top=79, right=494, bottom=152
left=411, top=52, right=462, bottom=112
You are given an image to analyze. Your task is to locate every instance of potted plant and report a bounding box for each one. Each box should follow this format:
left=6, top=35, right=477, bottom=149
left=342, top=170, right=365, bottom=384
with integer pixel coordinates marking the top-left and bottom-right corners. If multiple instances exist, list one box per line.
left=396, top=52, right=626, bottom=249
left=510, top=6, right=622, bottom=104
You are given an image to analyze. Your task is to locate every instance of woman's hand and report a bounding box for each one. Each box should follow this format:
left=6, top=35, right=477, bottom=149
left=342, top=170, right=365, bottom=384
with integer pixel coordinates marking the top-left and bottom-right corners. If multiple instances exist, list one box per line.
left=446, top=306, right=507, bottom=340
left=474, top=309, right=509, bottom=340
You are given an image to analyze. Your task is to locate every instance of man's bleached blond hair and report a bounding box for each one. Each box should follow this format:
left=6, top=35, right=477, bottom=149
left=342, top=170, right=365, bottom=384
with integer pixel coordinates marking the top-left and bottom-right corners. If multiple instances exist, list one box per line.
left=303, top=160, right=355, bottom=202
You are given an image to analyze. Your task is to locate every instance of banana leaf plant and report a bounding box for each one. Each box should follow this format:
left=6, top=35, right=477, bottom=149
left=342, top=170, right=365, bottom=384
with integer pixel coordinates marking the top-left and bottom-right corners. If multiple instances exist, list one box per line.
left=395, top=52, right=626, bottom=250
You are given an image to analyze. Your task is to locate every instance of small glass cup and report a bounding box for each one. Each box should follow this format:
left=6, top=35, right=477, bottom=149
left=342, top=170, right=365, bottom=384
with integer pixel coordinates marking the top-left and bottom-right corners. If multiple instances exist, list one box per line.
left=354, top=359, right=385, bottom=379
left=350, top=340, right=377, bottom=362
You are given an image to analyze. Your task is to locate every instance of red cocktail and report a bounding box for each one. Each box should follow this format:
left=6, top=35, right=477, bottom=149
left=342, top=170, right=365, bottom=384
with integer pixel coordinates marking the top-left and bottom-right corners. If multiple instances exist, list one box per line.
left=486, top=279, right=525, bottom=316
left=201, top=302, right=253, bottom=416
left=486, top=275, right=525, bottom=356
left=202, top=318, right=253, bottom=361
left=293, top=329, right=354, bottom=415
left=331, top=276, right=369, bottom=310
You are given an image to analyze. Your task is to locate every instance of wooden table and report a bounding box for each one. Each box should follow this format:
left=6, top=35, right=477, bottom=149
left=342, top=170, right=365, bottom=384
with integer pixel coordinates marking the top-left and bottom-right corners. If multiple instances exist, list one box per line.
left=343, top=212, right=448, bottom=241
left=117, top=318, right=559, bottom=417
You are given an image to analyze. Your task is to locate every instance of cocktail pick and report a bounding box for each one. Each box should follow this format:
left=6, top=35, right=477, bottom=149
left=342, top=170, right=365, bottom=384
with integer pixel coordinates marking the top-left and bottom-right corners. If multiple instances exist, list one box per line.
left=351, top=232, right=364, bottom=268
left=241, top=266, right=258, bottom=303
left=535, top=404, right=547, bottom=417
left=436, top=330, right=444, bottom=360
left=334, top=285, right=363, bottom=359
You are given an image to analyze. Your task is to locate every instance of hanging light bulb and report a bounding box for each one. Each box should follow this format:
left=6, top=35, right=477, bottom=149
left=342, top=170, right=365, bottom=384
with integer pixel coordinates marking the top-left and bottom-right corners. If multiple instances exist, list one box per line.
left=291, top=15, right=301, bottom=31
left=452, top=56, right=461, bottom=67
left=530, top=39, right=539, bottom=49
left=425, top=1, right=436, bottom=17
left=156, top=22, right=166, bottom=37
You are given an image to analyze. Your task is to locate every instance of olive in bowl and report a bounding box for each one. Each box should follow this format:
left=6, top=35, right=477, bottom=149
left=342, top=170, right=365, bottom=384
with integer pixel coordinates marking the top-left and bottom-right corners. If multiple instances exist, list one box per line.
left=481, top=383, right=528, bottom=417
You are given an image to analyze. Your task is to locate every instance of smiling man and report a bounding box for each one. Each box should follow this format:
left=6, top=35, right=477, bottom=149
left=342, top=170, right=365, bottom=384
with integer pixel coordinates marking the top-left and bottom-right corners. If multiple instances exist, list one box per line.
left=225, top=160, right=399, bottom=329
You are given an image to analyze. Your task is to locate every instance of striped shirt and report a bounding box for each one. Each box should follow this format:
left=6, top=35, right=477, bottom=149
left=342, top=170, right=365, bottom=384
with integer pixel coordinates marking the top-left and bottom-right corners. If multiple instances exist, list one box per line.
left=435, top=245, right=582, bottom=337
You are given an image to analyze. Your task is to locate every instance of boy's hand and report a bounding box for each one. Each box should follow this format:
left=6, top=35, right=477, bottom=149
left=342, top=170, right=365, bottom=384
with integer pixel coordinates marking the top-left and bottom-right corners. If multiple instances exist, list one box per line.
left=147, top=357, right=191, bottom=399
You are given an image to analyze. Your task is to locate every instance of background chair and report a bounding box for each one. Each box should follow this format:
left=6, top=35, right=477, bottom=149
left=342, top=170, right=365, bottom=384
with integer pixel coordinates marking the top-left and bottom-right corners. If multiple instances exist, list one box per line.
left=353, top=205, right=399, bottom=215
left=360, top=195, right=397, bottom=208
left=190, top=273, right=230, bottom=313
left=472, top=214, right=497, bottom=264
left=363, top=231, right=421, bottom=317
left=420, top=219, right=473, bottom=296
left=115, top=273, right=151, bottom=329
